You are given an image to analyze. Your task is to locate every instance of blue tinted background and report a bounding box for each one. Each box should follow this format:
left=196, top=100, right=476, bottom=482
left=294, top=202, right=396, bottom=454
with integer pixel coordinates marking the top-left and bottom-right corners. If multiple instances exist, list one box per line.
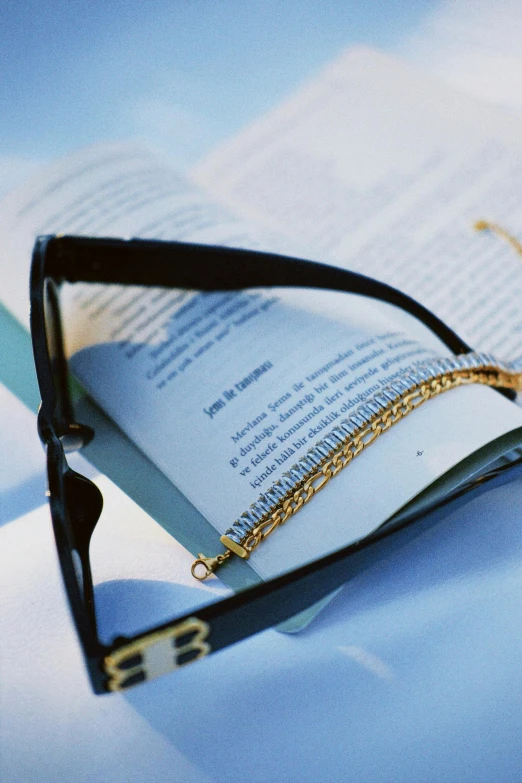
left=1, top=1, right=434, bottom=168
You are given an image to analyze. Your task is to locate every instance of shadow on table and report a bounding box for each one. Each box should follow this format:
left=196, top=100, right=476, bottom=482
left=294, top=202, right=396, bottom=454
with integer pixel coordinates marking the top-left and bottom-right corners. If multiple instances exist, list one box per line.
left=113, top=474, right=522, bottom=783
left=0, top=470, right=47, bottom=526
left=94, top=578, right=227, bottom=644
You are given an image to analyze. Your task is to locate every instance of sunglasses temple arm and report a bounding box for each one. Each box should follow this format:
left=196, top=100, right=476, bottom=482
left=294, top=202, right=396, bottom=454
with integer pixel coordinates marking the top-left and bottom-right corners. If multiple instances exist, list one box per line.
left=46, top=235, right=472, bottom=357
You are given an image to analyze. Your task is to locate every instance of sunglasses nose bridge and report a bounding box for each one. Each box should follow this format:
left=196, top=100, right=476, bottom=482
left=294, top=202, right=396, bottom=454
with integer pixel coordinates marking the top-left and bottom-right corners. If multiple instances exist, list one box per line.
left=60, top=422, right=95, bottom=453
left=37, top=406, right=94, bottom=453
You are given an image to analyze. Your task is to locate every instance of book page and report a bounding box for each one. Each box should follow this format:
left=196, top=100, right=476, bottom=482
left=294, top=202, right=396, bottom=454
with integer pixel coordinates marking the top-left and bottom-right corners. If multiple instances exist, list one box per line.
left=0, top=141, right=290, bottom=329
left=1, top=141, right=521, bottom=583
left=192, top=46, right=522, bottom=364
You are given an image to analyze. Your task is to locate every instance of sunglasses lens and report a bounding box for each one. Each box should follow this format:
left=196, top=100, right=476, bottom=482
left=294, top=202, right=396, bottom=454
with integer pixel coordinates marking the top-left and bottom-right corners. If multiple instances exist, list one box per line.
left=42, top=280, right=70, bottom=420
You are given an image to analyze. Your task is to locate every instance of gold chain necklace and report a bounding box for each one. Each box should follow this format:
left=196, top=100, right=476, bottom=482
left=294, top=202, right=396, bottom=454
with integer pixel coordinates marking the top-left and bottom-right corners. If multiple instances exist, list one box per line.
left=192, top=222, right=522, bottom=580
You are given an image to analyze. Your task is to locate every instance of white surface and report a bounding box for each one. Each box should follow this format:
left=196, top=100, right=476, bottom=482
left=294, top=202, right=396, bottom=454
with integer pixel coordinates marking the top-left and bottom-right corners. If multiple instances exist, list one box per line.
left=1, top=387, right=522, bottom=783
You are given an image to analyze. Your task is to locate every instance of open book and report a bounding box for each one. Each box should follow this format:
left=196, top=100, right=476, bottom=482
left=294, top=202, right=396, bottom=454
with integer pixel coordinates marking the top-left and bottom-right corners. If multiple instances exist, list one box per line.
left=3, top=47, right=522, bottom=626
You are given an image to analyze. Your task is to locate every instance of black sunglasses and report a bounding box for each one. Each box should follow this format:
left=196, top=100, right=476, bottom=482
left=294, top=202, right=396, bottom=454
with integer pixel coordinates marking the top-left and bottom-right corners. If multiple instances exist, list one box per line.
left=30, top=233, right=518, bottom=694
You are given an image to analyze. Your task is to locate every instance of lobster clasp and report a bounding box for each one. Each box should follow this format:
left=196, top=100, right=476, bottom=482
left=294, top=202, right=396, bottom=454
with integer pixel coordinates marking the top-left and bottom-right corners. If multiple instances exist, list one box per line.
left=191, top=552, right=230, bottom=581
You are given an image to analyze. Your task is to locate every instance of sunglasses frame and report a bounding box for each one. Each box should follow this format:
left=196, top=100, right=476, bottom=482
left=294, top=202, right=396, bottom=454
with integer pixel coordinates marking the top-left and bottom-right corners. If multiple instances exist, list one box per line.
left=31, top=233, right=514, bottom=693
